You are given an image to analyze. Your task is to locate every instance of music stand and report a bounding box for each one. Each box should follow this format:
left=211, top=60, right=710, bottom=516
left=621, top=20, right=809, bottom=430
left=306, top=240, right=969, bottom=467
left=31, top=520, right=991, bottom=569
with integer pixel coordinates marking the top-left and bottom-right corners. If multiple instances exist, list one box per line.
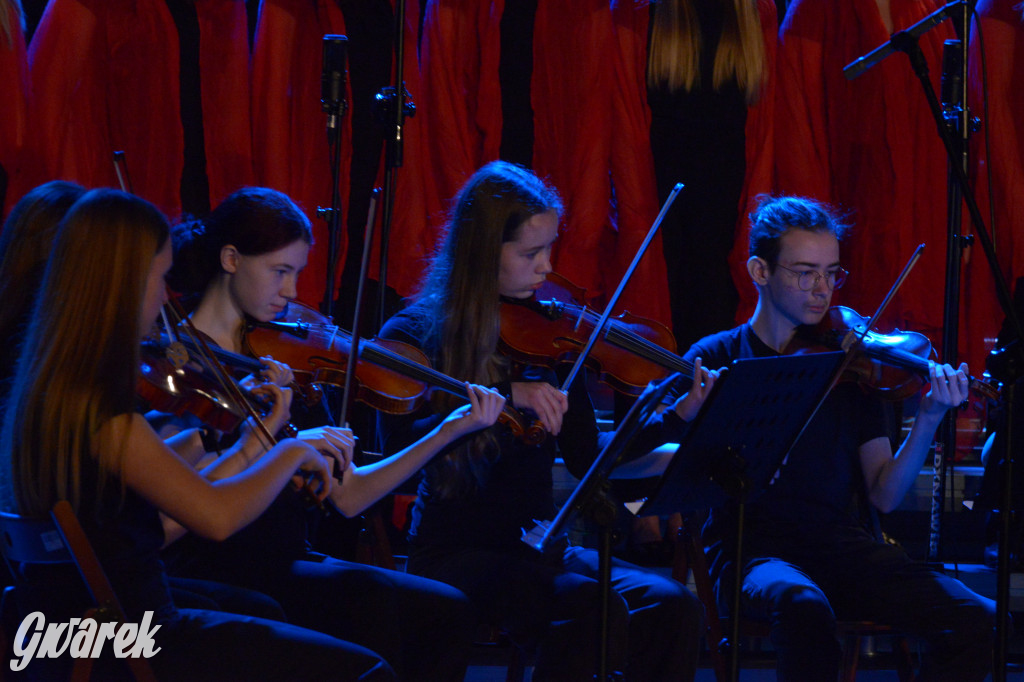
left=521, top=373, right=683, bottom=682
left=640, top=350, right=845, bottom=682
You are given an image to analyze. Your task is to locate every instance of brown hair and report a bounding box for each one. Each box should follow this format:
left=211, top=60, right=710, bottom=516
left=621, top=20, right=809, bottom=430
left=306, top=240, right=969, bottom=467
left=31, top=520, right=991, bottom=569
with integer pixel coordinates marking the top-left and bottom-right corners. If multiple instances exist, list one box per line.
left=412, top=161, right=562, bottom=497
left=1, top=189, right=169, bottom=515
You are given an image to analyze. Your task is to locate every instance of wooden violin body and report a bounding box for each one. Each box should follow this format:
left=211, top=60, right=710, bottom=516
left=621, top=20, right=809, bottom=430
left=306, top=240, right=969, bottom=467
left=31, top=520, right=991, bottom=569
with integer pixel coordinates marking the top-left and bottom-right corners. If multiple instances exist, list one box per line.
left=499, top=272, right=695, bottom=396
left=244, top=303, right=546, bottom=445
left=789, top=305, right=1000, bottom=402
left=137, top=341, right=246, bottom=433
left=245, top=319, right=434, bottom=415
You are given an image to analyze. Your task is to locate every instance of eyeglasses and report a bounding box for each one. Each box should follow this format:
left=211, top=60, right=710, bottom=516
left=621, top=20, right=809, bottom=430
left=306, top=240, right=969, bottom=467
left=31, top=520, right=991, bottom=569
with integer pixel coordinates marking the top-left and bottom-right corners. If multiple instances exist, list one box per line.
left=774, top=264, right=849, bottom=291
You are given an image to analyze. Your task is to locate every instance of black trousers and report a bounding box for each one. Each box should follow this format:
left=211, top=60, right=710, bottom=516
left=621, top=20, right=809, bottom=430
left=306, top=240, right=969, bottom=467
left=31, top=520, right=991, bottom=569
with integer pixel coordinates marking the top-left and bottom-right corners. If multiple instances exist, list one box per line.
left=170, top=550, right=474, bottom=681
left=410, top=542, right=703, bottom=682
left=727, top=534, right=998, bottom=682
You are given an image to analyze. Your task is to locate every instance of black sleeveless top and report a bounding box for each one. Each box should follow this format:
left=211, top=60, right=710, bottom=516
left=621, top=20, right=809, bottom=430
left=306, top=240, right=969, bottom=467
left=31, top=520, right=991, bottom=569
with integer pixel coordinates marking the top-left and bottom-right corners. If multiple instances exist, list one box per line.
left=16, top=435, right=177, bottom=625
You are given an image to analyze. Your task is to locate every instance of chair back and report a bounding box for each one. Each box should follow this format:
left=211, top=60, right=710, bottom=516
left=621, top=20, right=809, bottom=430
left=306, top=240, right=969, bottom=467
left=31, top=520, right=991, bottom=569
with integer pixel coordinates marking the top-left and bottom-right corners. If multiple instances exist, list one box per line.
left=0, top=500, right=157, bottom=681
left=0, top=507, right=73, bottom=565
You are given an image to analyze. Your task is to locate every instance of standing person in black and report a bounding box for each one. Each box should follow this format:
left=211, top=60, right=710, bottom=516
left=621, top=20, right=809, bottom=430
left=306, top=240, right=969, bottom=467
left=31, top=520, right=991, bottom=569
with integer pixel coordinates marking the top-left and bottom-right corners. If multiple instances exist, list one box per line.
left=641, top=0, right=776, bottom=351
left=672, top=195, right=997, bottom=681
left=376, top=161, right=705, bottom=681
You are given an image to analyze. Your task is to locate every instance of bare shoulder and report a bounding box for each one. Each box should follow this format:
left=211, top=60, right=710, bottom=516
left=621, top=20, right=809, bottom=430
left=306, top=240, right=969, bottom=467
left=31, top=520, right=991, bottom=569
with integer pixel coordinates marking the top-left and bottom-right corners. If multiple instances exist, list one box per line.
left=95, top=413, right=165, bottom=459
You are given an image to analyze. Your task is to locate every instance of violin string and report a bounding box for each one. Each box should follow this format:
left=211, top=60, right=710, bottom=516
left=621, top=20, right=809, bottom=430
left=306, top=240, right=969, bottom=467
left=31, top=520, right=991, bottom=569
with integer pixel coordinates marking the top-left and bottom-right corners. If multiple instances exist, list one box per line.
left=164, top=296, right=278, bottom=451
left=278, top=322, right=534, bottom=433
left=568, top=302, right=697, bottom=377
left=603, top=324, right=695, bottom=375
left=160, top=307, right=177, bottom=344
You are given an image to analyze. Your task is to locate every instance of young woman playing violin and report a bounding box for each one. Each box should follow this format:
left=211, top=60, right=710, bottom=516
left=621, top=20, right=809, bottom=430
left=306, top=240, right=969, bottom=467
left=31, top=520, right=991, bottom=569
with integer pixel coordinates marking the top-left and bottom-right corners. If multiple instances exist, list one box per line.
left=0, top=188, right=397, bottom=680
left=162, top=185, right=504, bottom=681
left=376, top=161, right=704, bottom=681
left=0, top=180, right=301, bottom=621
left=672, top=195, right=996, bottom=682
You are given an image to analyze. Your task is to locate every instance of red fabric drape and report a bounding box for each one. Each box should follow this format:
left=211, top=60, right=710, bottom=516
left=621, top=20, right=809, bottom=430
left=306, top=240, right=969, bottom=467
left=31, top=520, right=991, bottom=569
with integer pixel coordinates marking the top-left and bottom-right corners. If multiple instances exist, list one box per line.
left=730, top=0, right=779, bottom=324
left=773, top=0, right=993, bottom=371
left=251, top=0, right=349, bottom=308
left=968, top=0, right=1023, bottom=347
left=0, top=1, right=37, bottom=220
left=366, top=0, right=438, bottom=300
left=28, top=0, right=254, bottom=221
left=609, top=0, right=667, bottom=327
left=420, top=0, right=671, bottom=325
left=252, top=0, right=433, bottom=306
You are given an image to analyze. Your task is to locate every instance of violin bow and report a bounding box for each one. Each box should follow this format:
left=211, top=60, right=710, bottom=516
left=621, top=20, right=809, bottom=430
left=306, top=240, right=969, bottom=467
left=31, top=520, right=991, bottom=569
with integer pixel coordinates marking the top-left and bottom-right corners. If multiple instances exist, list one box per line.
left=161, top=294, right=279, bottom=451
left=112, top=151, right=135, bottom=195
left=336, top=189, right=379, bottom=430
left=558, top=183, right=684, bottom=394
left=775, top=244, right=926, bottom=475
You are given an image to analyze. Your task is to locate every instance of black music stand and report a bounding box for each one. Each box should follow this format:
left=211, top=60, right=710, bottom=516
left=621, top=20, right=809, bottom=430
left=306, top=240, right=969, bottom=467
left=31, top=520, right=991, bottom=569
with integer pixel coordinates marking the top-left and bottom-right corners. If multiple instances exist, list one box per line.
left=521, top=373, right=684, bottom=682
left=640, top=350, right=845, bottom=682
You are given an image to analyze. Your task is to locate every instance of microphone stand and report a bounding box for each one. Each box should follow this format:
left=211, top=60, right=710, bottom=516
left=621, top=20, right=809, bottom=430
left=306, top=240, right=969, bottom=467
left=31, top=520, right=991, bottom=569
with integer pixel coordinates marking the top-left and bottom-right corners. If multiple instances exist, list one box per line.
left=320, top=35, right=349, bottom=321
left=928, top=33, right=977, bottom=565
left=845, top=6, right=1024, bottom=678
left=372, top=0, right=414, bottom=331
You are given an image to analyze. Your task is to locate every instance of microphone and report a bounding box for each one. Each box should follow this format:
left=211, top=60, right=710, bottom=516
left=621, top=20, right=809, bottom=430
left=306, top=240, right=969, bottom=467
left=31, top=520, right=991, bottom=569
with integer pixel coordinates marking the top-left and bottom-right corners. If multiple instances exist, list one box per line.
left=843, top=0, right=961, bottom=80
left=940, top=39, right=963, bottom=111
left=321, top=34, right=348, bottom=134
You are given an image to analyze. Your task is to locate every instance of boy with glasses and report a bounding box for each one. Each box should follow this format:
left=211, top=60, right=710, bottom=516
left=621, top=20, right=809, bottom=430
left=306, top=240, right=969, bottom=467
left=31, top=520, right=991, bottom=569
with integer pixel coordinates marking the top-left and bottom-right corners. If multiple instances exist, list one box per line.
left=666, top=195, right=996, bottom=682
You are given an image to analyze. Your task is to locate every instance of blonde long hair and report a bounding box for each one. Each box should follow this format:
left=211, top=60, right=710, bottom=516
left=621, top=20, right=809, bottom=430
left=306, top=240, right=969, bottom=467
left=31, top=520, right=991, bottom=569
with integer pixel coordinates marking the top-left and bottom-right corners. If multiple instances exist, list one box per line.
left=0, top=0, right=24, bottom=49
left=647, top=0, right=767, bottom=103
left=0, top=190, right=169, bottom=516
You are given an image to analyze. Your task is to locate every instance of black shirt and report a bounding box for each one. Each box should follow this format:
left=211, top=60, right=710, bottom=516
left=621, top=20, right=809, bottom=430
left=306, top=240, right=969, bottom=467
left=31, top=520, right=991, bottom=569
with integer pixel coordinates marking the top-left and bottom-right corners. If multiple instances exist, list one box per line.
left=377, top=305, right=688, bottom=550
left=679, top=324, right=890, bottom=571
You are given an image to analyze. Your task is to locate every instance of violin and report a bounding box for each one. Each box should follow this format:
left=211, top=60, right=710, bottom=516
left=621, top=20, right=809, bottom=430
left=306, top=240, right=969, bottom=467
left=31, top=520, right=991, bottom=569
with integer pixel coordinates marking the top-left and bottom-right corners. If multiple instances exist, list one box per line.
left=786, top=305, right=1000, bottom=402
left=154, top=300, right=327, bottom=511
left=499, top=273, right=694, bottom=396
left=155, top=327, right=323, bottom=408
left=137, top=340, right=247, bottom=433
left=243, top=302, right=546, bottom=445
left=138, top=338, right=301, bottom=437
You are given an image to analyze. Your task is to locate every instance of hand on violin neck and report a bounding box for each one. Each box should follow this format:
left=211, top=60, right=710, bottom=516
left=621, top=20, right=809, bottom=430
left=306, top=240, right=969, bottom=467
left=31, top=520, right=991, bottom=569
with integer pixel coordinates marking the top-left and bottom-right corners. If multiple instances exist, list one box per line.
left=256, top=355, right=295, bottom=387
left=238, top=356, right=295, bottom=392
left=510, top=381, right=568, bottom=435
left=439, top=383, right=507, bottom=441
left=671, top=357, right=721, bottom=422
left=919, top=361, right=970, bottom=418
left=245, top=382, right=294, bottom=437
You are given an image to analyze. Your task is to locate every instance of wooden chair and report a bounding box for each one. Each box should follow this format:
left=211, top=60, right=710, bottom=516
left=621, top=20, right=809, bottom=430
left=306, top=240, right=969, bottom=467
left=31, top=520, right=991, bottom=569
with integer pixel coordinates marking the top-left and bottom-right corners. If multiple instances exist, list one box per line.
left=671, top=515, right=915, bottom=682
left=0, top=500, right=158, bottom=681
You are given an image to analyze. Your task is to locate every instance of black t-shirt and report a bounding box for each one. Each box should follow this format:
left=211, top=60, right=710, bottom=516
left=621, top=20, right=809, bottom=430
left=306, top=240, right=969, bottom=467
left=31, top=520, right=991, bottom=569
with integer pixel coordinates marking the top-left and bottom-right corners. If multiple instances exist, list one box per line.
left=681, top=324, right=890, bottom=568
